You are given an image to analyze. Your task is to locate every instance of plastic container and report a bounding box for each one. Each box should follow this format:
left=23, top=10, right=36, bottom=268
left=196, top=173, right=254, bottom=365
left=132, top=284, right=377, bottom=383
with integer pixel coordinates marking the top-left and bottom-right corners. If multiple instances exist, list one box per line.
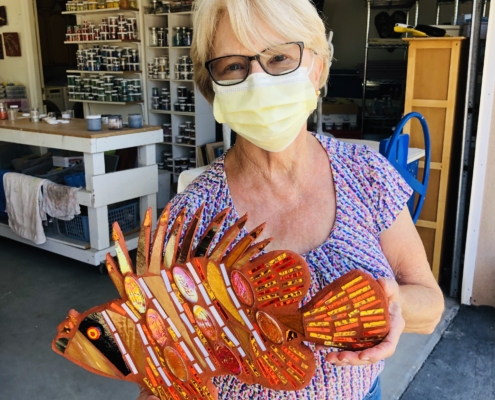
left=63, top=201, right=138, bottom=241
left=64, top=172, right=87, bottom=187
left=8, top=105, right=18, bottom=120
left=86, top=115, right=102, bottom=131
left=108, top=115, right=123, bottom=130
left=128, top=113, right=143, bottom=128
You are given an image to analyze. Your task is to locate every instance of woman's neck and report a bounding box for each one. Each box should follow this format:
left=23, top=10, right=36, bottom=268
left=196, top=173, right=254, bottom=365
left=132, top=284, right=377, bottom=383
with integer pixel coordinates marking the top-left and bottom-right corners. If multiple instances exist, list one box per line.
left=225, top=126, right=314, bottom=187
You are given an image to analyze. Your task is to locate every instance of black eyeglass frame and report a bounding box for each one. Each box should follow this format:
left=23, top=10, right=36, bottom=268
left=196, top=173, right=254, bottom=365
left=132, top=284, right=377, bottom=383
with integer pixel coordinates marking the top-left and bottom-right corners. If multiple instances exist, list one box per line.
left=204, top=41, right=305, bottom=86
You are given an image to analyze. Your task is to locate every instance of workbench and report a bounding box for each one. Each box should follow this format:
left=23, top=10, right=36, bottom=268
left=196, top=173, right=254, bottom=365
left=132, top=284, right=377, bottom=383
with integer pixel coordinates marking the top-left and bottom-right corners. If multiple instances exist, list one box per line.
left=0, top=119, right=162, bottom=267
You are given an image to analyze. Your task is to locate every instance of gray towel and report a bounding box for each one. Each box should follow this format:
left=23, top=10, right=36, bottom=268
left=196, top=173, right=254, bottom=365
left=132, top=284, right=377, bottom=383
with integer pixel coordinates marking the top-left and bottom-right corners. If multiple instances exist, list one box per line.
left=41, top=181, right=81, bottom=221
left=4, top=173, right=47, bottom=244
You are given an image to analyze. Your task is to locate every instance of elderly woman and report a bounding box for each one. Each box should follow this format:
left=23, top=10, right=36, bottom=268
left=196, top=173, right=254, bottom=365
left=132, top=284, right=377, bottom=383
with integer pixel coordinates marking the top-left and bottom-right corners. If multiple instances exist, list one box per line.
left=140, top=0, right=444, bottom=399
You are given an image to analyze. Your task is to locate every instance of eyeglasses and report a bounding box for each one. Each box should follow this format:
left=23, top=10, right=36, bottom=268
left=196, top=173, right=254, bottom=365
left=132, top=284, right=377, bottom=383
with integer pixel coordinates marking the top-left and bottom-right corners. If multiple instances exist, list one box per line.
left=205, top=42, right=304, bottom=86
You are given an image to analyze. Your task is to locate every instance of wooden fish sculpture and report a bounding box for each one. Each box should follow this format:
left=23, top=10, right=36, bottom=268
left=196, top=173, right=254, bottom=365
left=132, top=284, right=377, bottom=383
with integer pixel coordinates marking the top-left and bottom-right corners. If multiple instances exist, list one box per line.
left=52, top=205, right=390, bottom=399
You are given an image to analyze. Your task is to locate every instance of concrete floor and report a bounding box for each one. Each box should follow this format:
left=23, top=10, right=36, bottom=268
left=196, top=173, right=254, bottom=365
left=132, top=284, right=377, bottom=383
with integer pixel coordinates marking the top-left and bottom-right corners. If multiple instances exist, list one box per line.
left=381, top=297, right=459, bottom=400
left=0, top=237, right=138, bottom=400
left=401, top=305, right=495, bottom=400
left=0, top=236, right=472, bottom=400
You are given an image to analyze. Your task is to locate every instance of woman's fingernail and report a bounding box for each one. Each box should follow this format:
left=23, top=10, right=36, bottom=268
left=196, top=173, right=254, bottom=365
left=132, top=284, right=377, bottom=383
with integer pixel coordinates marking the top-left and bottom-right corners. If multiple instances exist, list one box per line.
left=361, top=357, right=370, bottom=361
left=341, top=358, right=349, bottom=363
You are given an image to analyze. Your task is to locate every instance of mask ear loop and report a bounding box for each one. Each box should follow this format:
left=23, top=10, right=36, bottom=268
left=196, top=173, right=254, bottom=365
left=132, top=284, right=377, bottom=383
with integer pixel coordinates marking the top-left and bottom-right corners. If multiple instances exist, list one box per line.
left=307, top=51, right=316, bottom=75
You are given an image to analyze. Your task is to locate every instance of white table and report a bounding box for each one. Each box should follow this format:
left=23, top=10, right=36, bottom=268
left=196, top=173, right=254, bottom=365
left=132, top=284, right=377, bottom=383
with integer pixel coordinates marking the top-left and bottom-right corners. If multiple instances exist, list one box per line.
left=0, top=119, right=162, bottom=266
left=338, top=138, right=425, bottom=164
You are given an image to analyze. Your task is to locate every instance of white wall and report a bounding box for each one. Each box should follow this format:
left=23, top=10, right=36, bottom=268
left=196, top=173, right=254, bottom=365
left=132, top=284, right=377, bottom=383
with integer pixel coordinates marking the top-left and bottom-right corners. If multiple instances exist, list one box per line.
left=323, top=0, right=475, bottom=69
left=0, top=0, right=43, bottom=109
left=462, top=0, right=495, bottom=306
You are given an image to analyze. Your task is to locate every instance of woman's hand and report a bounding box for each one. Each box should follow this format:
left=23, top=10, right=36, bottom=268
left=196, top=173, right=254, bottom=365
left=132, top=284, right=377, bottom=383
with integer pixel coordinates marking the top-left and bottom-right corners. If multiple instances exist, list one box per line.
left=137, top=386, right=158, bottom=400
left=317, top=277, right=405, bottom=367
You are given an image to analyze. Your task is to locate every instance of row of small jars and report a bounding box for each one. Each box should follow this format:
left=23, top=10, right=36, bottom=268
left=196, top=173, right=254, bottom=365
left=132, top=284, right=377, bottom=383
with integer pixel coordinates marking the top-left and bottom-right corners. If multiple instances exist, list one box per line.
left=151, top=97, right=195, bottom=112
left=147, top=55, right=193, bottom=80
left=79, top=45, right=139, bottom=58
left=68, top=75, right=142, bottom=102
left=172, top=27, right=192, bottom=47
left=66, top=0, right=136, bottom=11
left=147, top=0, right=193, bottom=14
left=161, top=121, right=196, bottom=144
left=75, top=46, right=140, bottom=71
left=176, top=121, right=196, bottom=145
left=69, top=89, right=142, bottom=102
left=150, top=86, right=195, bottom=111
left=66, top=16, right=138, bottom=42
left=148, top=56, right=169, bottom=79
left=148, top=27, right=192, bottom=47
left=159, top=152, right=197, bottom=173
left=149, top=27, right=167, bottom=47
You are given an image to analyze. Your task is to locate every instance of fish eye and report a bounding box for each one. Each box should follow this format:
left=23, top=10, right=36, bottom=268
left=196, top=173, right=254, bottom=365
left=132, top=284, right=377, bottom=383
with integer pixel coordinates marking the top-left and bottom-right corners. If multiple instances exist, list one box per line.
left=86, top=326, right=102, bottom=340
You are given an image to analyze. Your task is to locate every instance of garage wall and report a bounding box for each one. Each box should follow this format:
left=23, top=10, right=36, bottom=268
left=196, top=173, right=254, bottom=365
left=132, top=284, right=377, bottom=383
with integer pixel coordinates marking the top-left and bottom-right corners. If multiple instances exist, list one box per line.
left=323, top=0, right=474, bottom=69
left=0, top=0, right=43, bottom=108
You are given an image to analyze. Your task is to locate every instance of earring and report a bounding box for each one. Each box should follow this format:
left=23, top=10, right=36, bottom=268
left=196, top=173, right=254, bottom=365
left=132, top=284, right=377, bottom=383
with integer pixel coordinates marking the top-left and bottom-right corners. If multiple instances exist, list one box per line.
left=316, top=90, right=321, bottom=96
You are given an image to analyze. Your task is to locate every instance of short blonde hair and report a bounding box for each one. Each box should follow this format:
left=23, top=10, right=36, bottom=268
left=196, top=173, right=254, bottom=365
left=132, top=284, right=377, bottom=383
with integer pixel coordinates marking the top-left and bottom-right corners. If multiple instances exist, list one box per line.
left=191, top=0, right=331, bottom=104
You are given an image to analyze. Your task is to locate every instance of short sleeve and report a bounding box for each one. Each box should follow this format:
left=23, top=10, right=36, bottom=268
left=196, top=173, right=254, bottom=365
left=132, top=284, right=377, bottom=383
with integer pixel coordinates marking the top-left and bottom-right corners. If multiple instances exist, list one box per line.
left=362, top=146, right=414, bottom=234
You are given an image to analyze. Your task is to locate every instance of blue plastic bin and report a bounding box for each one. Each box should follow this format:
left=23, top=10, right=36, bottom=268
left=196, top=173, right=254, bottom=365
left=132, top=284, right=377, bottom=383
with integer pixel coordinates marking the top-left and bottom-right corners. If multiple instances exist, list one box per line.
left=64, top=172, right=86, bottom=188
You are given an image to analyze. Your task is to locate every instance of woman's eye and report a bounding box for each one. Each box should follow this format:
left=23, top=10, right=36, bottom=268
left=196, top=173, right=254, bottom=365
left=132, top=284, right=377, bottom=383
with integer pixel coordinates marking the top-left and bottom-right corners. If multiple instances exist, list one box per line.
left=227, top=64, right=242, bottom=71
left=273, top=55, right=287, bottom=62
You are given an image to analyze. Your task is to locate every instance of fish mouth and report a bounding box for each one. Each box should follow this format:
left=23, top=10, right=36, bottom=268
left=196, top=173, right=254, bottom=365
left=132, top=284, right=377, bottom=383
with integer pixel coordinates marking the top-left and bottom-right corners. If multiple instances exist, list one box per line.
left=53, top=309, right=131, bottom=378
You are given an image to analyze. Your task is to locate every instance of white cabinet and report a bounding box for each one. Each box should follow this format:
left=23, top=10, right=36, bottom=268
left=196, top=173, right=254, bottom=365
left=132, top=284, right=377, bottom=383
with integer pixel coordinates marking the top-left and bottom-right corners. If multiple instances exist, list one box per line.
left=143, top=10, right=216, bottom=182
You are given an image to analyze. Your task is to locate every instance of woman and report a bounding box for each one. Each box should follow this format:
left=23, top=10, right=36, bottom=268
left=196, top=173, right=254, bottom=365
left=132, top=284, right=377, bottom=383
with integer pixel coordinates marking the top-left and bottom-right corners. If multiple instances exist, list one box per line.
left=140, top=0, right=444, bottom=398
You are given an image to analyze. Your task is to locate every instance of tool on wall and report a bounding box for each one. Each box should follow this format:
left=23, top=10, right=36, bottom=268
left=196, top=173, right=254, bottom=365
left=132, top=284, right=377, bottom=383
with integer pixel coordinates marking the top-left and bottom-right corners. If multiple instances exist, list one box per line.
left=394, top=23, right=448, bottom=37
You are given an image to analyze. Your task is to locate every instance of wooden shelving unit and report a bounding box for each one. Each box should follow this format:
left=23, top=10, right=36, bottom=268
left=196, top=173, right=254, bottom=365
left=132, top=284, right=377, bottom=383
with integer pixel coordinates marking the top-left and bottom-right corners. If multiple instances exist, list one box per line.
left=403, top=37, right=466, bottom=281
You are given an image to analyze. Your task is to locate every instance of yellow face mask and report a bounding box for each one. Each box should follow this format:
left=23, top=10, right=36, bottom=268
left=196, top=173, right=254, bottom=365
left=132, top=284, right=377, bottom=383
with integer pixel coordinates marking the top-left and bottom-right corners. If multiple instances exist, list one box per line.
left=212, top=64, right=318, bottom=153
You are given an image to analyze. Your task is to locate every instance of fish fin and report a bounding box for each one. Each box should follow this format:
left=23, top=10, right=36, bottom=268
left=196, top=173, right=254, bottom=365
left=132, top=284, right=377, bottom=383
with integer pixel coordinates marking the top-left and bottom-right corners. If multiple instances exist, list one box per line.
left=300, top=270, right=390, bottom=350
left=136, top=208, right=152, bottom=276
left=193, top=207, right=230, bottom=258
left=209, top=213, right=247, bottom=262
left=223, top=223, right=265, bottom=268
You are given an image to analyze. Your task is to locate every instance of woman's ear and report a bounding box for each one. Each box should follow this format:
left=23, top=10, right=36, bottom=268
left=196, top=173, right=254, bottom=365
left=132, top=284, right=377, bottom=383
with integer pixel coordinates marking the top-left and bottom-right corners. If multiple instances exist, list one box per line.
left=310, top=57, right=324, bottom=92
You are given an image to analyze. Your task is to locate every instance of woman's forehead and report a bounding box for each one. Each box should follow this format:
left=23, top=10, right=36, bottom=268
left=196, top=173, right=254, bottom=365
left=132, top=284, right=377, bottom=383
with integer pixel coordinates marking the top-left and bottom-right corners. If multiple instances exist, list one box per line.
left=211, top=12, right=288, bottom=58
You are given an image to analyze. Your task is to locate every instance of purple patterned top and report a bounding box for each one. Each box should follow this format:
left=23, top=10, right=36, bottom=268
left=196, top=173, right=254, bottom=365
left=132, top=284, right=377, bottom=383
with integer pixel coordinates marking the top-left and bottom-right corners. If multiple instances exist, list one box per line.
left=165, top=133, right=412, bottom=400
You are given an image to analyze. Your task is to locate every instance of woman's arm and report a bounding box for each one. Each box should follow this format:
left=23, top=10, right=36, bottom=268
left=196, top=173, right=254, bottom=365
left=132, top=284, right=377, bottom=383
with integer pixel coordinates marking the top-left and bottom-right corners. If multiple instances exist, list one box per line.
left=380, top=208, right=444, bottom=334
left=324, top=208, right=444, bottom=366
